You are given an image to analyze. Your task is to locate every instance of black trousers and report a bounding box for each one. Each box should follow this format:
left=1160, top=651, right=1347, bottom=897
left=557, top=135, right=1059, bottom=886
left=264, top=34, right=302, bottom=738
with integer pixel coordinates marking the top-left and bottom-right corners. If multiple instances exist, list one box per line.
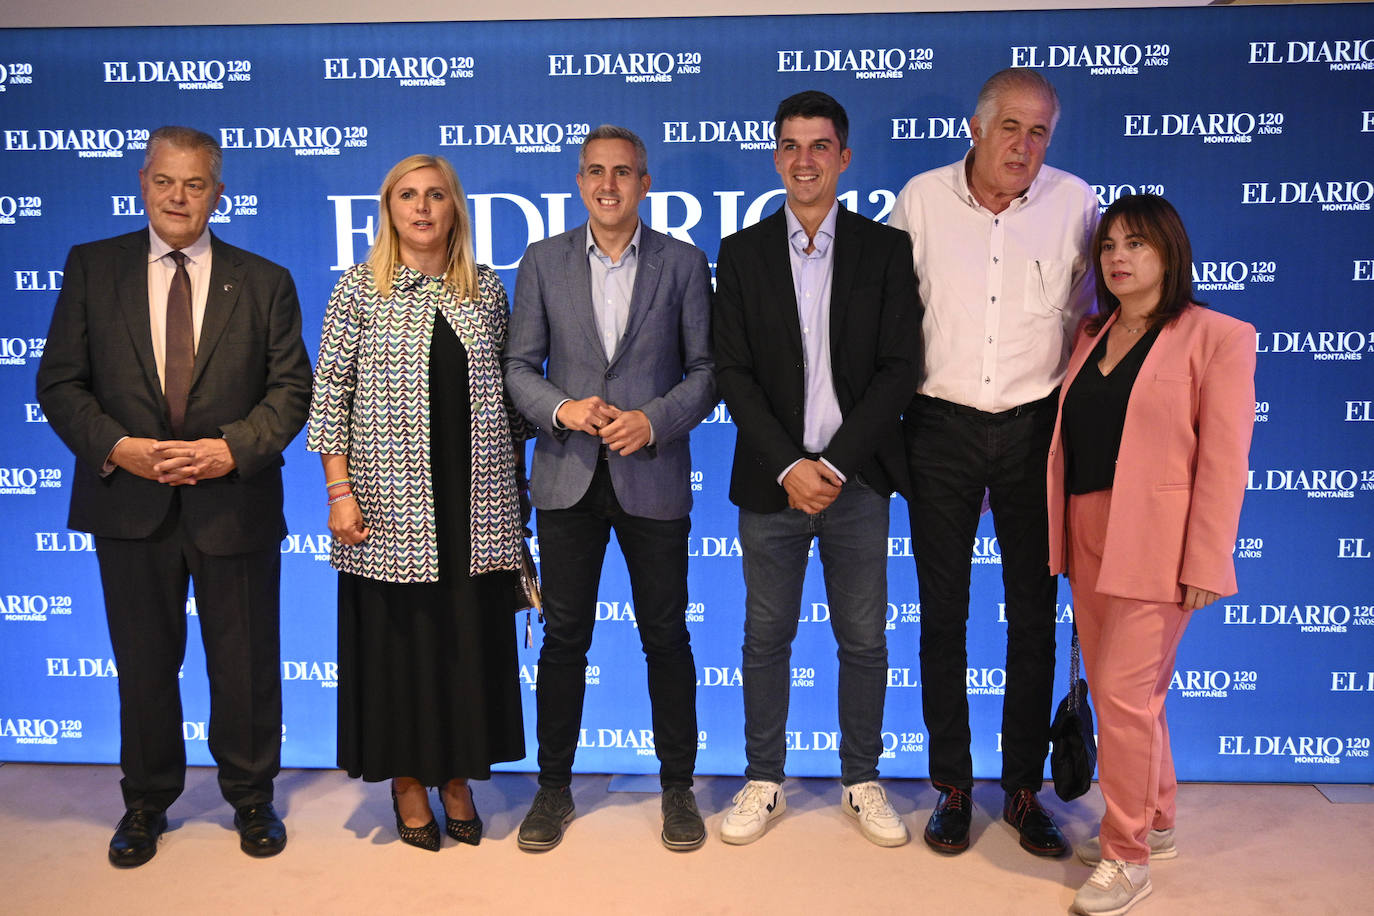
left=905, top=394, right=1059, bottom=794
left=533, top=460, right=697, bottom=789
left=95, top=497, right=282, bottom=812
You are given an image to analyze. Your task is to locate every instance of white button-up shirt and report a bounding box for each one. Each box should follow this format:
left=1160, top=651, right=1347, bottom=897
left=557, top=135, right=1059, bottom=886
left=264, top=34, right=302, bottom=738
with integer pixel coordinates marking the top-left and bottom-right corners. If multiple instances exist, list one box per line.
left=888, top=152, right=1098, bottom=413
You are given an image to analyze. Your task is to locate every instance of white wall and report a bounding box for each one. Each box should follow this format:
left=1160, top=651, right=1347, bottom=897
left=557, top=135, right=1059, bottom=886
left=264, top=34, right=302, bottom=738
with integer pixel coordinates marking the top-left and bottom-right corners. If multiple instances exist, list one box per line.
left=2, top=0, right=1209, bottom=29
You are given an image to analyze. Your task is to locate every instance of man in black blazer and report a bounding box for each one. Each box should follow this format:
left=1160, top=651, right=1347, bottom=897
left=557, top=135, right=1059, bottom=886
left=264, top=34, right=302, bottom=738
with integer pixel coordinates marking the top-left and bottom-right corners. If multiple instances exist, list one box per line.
left=713, top=92, right=921, bottom=847
left=36, top=126, right=311, bottom=866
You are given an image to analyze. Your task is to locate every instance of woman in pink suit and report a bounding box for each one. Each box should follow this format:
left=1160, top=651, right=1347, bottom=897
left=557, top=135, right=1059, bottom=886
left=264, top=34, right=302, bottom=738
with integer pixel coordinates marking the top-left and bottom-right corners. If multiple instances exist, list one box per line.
left=1046, top=195, right=1256, bottom=916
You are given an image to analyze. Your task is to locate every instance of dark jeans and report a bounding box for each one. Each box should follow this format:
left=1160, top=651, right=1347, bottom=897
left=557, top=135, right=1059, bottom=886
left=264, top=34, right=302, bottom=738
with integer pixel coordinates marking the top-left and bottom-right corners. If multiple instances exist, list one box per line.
left=533, top=460, right=697, bottom=789
left=739, top=480, right=890, bottom=786
left=905, top=394, right=1058, bottom=794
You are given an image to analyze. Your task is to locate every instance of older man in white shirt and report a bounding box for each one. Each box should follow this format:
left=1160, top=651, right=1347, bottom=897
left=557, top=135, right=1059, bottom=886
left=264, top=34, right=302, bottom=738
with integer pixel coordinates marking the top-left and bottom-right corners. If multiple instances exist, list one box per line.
left=887, top=67, right=1097, bottom=859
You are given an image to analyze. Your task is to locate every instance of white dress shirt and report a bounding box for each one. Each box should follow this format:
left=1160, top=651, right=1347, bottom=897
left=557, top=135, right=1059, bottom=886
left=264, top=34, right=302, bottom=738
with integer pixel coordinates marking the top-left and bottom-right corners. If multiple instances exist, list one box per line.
left=888, top=152, right=1098, bottom=413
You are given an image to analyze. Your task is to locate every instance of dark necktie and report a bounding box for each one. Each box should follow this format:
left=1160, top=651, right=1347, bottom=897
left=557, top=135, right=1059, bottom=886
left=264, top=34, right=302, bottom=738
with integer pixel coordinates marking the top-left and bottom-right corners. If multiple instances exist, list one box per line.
left=164, top=250, right=194, bottom=438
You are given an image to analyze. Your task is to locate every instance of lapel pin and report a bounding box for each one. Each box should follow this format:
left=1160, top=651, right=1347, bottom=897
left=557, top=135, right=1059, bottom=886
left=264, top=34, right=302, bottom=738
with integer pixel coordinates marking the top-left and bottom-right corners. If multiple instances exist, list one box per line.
left=223, top=283, right=234, bottom=291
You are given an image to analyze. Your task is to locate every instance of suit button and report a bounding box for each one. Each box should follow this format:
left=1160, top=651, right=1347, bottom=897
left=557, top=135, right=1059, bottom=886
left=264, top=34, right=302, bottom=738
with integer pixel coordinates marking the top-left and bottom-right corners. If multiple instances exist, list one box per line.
left=605, top=371, right=618, bottom=380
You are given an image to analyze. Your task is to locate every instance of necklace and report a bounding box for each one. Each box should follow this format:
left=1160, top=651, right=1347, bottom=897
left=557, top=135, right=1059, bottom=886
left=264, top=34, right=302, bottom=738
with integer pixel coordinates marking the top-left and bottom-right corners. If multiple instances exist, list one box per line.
left=1116, top=314, right=1149, bottom=334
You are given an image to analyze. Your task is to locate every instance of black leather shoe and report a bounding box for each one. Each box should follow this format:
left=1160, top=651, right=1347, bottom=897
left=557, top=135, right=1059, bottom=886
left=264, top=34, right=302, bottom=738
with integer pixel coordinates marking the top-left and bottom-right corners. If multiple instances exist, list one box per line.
left=1002, top=789, right=1068, bottom=857
left=923, top=784, right=972, bottom=854
left=109, top=808, right=168, bottom=867
left=660, top=786, right=706, bottom=852
left=234, top=803, right=287, bottom=857
left=517, top=786, right=575, bottom=852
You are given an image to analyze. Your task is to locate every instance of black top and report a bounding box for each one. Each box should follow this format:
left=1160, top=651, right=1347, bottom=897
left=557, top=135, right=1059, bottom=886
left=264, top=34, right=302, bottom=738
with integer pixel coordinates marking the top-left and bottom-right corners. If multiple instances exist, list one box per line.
left=1062, top=324, right=1162, bottom=495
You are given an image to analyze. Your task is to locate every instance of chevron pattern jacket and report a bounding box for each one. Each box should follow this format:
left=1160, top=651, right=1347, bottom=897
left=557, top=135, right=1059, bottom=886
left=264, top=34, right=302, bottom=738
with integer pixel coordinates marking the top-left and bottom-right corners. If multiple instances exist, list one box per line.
left=306, top=262, right=528, bottom=583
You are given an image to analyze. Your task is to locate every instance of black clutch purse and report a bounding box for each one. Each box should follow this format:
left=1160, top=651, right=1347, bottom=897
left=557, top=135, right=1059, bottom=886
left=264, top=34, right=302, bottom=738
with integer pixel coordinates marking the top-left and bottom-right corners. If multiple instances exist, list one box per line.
left=1049, top=627, right=1097, bottom=801
left=513, top=538, right=543, bottom=648
left=511, top=538, right=541, bottom=611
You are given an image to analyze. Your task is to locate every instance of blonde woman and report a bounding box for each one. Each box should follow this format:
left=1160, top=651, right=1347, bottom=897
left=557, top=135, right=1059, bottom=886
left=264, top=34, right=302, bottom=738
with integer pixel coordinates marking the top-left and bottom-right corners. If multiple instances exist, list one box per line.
left=307, top=155, right=528, bottom=850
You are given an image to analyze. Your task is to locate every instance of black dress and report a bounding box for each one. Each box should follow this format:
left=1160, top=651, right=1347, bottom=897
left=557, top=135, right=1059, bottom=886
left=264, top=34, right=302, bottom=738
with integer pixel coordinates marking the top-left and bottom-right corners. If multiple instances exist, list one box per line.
left=336, top=312, right=525, bottom=784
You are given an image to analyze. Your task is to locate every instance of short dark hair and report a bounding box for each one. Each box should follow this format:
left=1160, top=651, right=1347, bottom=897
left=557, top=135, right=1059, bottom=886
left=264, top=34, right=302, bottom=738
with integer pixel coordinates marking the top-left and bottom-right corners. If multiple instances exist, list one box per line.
left=774, top=90, right=849, bottom=150
left=1087, top=194, right=1203, bottom=336
left=143, top=126, right=223, bottom=185
left=579, top=124, right=648, bottom=177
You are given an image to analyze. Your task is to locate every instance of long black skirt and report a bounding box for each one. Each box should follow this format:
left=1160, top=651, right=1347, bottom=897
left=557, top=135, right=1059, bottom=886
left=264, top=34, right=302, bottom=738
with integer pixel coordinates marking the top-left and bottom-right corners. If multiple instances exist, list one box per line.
left=336, top=314, right=525, bottom=784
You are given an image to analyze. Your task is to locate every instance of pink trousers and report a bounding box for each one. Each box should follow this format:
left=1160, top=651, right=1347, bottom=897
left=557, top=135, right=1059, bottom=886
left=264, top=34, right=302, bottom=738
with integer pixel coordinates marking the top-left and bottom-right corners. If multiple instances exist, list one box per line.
left=1067, top=489, right=1191, bottom=865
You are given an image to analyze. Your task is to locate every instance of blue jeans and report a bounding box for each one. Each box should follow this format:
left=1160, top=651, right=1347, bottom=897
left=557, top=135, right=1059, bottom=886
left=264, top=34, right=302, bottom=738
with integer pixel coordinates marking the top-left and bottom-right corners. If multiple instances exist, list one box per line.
left=739, top=480, right=890, bottom=786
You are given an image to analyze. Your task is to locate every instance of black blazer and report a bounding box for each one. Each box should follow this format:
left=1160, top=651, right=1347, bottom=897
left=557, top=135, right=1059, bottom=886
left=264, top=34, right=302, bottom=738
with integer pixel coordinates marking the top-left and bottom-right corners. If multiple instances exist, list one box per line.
left=713, top=205, right=922, bottom=513
left=36, top=229, right=312, bottom=555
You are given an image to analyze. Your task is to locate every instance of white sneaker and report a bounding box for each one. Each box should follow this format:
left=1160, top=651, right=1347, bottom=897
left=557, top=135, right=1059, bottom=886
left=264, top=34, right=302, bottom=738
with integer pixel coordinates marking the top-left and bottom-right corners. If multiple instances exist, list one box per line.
left=1072, top=859, right=1152, bottom=916
left=1076, top=828, right=1177, bottom=866
left=720, top=780, right=786, bottom=845
left=841, top=781, right=910, bottom=847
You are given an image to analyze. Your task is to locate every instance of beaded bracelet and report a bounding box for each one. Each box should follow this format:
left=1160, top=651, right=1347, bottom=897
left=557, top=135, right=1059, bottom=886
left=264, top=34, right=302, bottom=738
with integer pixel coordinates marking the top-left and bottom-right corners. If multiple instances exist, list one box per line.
left=327, top=492, right=355, bottom=506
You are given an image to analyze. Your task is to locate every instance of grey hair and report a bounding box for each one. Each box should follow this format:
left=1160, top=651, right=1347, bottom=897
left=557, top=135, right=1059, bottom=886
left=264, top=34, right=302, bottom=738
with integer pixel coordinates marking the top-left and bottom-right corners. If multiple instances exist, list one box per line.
left=579, top=125, right=648, bottom=177
left=142, top=125, right=223, bottom=185
left=972, top=68, right=1061, bottom=139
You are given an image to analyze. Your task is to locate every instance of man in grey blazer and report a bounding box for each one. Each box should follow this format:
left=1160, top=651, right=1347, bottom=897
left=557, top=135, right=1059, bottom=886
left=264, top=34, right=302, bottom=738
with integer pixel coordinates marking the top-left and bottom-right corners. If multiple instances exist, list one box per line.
left=504, top=125, right=715, bottom=852
left=36, top=126, right=311, bottom=866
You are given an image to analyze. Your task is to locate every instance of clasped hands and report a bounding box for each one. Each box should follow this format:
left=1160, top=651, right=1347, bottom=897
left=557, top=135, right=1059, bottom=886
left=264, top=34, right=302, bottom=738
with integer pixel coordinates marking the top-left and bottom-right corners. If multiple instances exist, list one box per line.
left=113, top=436, right=236, bottom=485
left=557, top=396, right=651, bottom=456
left=782, top=459, right=842, bottom=515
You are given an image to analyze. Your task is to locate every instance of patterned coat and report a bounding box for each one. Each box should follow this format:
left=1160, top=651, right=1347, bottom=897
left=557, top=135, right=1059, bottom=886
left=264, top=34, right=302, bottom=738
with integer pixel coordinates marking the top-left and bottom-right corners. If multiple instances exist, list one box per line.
left=306, top=262, right=527, bottom=582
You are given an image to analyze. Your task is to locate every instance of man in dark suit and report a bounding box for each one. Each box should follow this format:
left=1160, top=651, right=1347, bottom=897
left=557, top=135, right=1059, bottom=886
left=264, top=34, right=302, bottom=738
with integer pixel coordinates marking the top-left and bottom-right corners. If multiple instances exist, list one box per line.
left=713, top=91, right=921, bottom=847
left=36, top=126, right=311, bottom=866
left=503, top=125, right=715, bottom=852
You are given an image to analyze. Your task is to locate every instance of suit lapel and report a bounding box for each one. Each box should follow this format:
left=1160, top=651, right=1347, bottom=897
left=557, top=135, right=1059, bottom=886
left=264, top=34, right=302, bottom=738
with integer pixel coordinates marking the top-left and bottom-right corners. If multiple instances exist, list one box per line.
left=760, top=209, right=804, bottom=359
left=563, top=226, right=606, bottom=365
left=828, top=206, right=860, bottom=379
left=1061, top=311, right=1112, bottom=394
left=1119, top=310, right=1184, bottom=439
left=194, top=234, right=244, bottom=389
left=1134, top=308, right=1181, bottom=380
left=614, top=225, right=662, bottom=364
left=114, top=231, right=164, bottom=403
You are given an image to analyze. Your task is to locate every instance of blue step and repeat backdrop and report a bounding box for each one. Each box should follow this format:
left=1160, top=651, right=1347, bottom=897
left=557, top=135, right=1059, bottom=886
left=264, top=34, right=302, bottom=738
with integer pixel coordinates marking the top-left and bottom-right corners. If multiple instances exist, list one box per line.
left=0, top=5, right=1371, bottom=783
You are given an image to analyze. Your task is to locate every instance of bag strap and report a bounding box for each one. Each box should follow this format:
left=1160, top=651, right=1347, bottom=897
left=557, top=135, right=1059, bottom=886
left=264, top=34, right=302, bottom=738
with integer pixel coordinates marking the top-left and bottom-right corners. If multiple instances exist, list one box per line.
left=1068, top=624, right=1082, bottom=714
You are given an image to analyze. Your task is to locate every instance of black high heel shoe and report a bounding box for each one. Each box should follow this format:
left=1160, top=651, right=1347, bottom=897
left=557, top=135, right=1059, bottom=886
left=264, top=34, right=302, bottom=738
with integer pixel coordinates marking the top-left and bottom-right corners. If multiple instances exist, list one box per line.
left=391, top=784, right=440, bottom=851
left=442, top=782, right=483, bottom=846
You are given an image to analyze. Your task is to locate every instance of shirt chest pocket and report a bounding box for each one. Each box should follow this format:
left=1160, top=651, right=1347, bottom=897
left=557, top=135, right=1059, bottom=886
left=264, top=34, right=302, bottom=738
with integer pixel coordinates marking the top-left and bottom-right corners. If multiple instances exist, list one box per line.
left=1023, top=258, right=1070, bottom=316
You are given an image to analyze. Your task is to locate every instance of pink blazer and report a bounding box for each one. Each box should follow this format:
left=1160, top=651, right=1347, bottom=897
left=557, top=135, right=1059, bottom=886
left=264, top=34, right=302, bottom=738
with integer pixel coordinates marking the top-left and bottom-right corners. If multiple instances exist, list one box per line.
left=1047, top=304, right=1257, bottom=603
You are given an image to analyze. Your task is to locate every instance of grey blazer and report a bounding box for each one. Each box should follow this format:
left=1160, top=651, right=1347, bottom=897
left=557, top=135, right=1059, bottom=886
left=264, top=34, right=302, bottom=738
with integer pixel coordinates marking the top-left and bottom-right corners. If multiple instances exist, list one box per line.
left=503, top=222, right=715, bottom=521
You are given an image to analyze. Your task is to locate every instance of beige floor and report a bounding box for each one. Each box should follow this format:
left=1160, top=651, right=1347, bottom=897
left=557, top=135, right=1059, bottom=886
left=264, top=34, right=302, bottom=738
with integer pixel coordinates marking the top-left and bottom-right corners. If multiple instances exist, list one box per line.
left=1, top=763, right=1370, bottom=915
